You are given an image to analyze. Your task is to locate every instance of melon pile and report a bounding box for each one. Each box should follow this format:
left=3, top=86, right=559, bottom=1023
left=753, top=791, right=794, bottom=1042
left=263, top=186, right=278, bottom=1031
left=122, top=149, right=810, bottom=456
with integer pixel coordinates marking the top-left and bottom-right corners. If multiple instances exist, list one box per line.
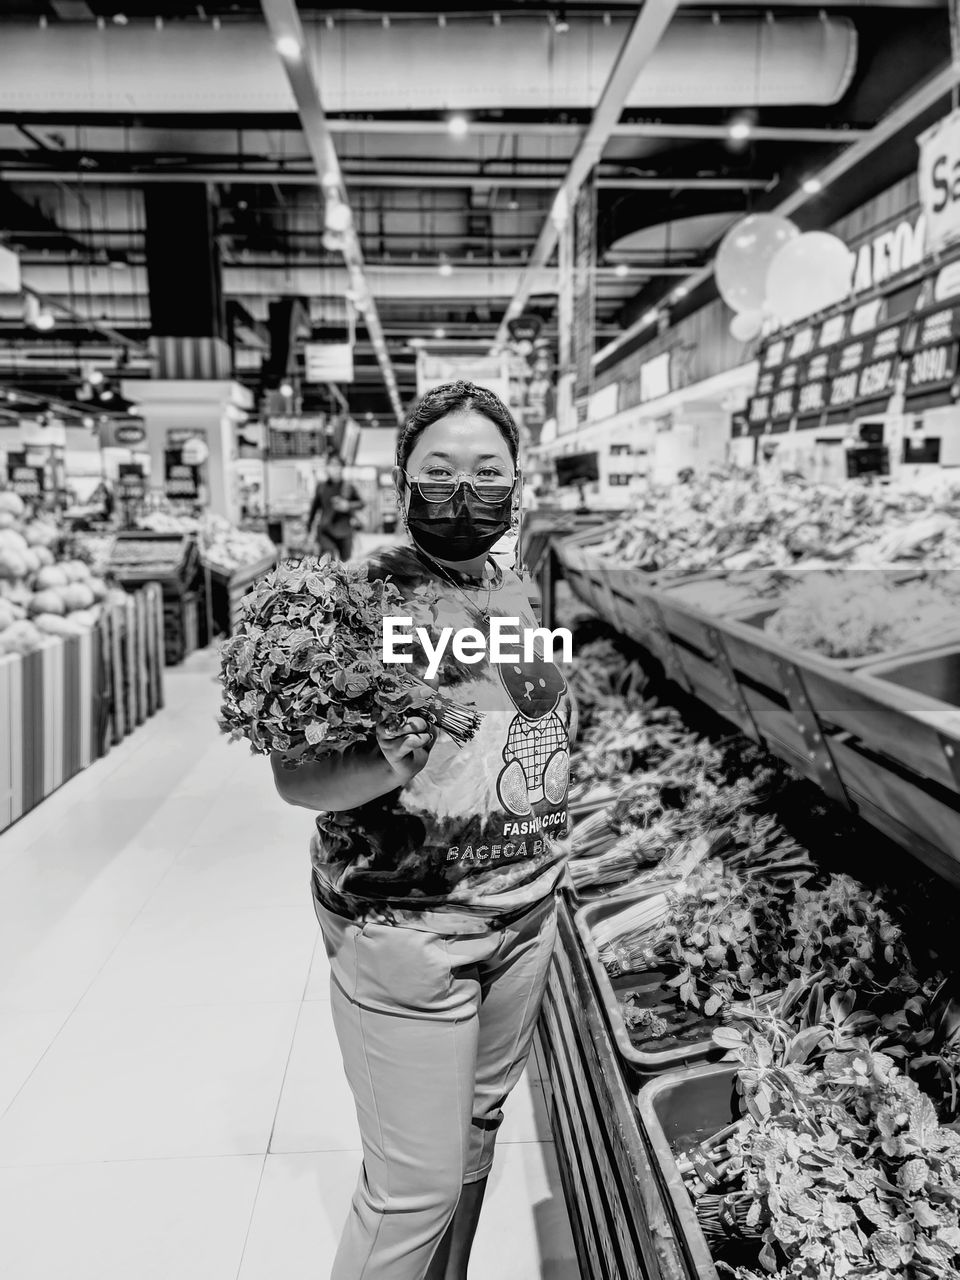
left=0, top=490, right=108, bottom=655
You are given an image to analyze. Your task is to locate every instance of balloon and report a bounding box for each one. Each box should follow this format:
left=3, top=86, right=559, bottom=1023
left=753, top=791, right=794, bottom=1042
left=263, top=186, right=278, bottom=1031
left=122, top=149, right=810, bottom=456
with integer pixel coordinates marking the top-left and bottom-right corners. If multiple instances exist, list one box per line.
left=715, top=215, right=800, bottom=314
left=730, top=310, right=765, bottom=342
left=765, top=232, right=854, bottom=325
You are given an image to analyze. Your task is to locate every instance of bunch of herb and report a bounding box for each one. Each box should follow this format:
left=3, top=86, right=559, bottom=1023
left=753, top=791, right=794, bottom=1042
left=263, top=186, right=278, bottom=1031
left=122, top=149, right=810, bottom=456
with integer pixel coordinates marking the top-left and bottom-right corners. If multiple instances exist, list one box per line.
left=702, top=1006, right=960, bottom=1280
left=779, top=875, right=921, bottom=1001
left=218, top=557, right=482, bottom=765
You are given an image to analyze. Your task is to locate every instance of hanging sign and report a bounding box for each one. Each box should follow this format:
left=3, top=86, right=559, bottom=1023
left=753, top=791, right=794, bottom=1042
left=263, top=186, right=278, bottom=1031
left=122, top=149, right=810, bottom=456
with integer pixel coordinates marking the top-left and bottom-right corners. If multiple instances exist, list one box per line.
left=6, top=452, right=44, bottom=499
left=114, top=423, right=146, bottom=447
left=795, top=352, right=831, bottom=424
left=305, top=342, right=355, bottom=384
left=117, top=462, right=146, bottom=501
left=918, top=108, right=960, bottom=257
left=164, top=449, right=200, bottom=500
left=638, top=352, right=672, bottom=403
left=166, top=427, right=208, bottom=448
left=904, top=306, right=960, bottom=400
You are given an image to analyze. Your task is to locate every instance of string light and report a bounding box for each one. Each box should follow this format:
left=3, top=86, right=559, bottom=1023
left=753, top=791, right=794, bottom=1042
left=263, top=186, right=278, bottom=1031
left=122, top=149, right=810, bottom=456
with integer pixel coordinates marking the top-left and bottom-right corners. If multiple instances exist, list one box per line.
left=275, top=35, right=301, bottom=59
left=802, top=177, right=824, bottom=195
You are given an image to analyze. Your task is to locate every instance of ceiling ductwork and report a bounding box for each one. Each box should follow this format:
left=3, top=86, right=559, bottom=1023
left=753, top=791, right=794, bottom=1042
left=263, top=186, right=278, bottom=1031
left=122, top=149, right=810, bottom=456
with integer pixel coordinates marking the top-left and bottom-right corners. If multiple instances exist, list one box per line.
left=0, top=16, right=858, bottom=115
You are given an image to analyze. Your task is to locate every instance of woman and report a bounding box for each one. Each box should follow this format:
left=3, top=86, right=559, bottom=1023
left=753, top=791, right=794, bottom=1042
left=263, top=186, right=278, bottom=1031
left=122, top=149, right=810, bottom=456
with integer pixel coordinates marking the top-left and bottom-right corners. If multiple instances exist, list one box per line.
left=271, top=381, right=575, bottom=1280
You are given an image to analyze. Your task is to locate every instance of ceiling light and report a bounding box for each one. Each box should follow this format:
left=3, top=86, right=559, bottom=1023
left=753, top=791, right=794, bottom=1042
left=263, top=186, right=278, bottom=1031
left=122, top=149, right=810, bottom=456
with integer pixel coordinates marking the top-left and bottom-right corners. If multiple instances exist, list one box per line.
left=112, top=12, right=128, bottom=25
left=275, top=35, right=301, bottom=60
left=108, top=252, right=129, bottom=271
left=99, top=387, right=114, bottom=402
left=447, top=114, right=469, bottom=139
left=643, top=309, right=659, bottom=326
left=35, top=309, right=55, bottom=332
left=507, top=199, right=520, bottom=211
left=325, top=200, right=352, bottom=234
left=802, top=176, right=823, bottom=195
left=82, top=415, right=95, bottom=429
left=554, top=8, right=570, bottom=34
left=89, top=369, right=105, bottom=386
left=279, top=381, right=294, bottom=398
left=614, top=263, right=629, bottom=278
left=438, top=260, right=454, bottom=277
left=77, top=383, right=93, bottom=401
left=727, top=117, right=752, bottom=142
left=434, top=327, right=446, bottom=339
left=127, top=404, right=139, bottom=415
left=674, top=284, right=689, bottom=300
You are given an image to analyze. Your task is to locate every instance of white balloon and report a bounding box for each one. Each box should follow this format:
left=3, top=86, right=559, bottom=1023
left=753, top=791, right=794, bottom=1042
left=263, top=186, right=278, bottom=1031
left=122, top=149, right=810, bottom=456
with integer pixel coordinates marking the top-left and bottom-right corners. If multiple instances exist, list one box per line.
left=730, top=310, right=765, bottom=342
left=765, top=232, right=854, bottom=325
left=715, top=214, right=800, bottom=314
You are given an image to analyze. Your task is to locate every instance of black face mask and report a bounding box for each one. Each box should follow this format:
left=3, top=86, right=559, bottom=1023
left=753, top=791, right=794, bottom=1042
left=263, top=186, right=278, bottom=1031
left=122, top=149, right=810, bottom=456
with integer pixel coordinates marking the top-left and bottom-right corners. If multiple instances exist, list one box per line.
left=404, top=479, right=514, bottom=562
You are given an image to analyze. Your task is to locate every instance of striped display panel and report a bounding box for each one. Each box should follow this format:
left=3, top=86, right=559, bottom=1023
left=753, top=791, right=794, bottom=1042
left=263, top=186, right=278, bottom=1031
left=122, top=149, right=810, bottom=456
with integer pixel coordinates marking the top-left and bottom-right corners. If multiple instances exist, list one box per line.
left=535, top=901, right=689, bottom=1280
left=0, top=655, right=14, bottom=831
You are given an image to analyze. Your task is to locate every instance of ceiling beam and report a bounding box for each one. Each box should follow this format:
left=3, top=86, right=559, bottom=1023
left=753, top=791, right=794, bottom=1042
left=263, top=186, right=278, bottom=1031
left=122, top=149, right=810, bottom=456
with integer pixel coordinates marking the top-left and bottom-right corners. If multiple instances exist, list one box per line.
left=494, top=0, right=682, bottom=348
left=259, top=0, right=402, bottom=423
left=323, top=119, right=872, bottom=145
left=0, top=167, right=771, bottom=192
left=594, top=58, right=960, bottom=366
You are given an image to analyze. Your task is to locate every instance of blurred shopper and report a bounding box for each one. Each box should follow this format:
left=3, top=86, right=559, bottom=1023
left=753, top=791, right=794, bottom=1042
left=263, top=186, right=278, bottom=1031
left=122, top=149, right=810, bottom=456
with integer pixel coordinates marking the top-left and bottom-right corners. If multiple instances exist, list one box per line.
left=307, top=456, right=365, bottom=561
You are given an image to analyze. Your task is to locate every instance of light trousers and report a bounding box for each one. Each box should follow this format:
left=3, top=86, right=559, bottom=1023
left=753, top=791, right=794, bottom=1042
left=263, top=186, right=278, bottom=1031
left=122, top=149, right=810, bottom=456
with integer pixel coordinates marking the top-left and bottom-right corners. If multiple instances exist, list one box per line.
left=314, top=892, right=559, bottom=1280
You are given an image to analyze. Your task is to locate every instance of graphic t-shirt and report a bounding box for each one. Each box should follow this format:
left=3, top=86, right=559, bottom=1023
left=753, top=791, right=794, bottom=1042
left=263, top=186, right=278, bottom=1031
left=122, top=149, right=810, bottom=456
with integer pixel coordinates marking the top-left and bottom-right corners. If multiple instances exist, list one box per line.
left=310, top=546, right=571, bottom=929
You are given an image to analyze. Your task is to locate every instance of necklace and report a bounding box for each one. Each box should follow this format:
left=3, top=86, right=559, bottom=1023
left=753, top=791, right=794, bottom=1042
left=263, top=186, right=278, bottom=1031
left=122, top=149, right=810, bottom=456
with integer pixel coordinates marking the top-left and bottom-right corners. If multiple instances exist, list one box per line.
left=414, top=548, right=498, bottom=627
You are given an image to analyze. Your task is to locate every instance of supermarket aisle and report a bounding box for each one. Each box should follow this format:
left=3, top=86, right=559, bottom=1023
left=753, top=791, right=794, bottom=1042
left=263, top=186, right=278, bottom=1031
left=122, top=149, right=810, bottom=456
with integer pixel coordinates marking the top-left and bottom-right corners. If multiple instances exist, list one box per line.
left=0, top=648, right=579, bottom=1280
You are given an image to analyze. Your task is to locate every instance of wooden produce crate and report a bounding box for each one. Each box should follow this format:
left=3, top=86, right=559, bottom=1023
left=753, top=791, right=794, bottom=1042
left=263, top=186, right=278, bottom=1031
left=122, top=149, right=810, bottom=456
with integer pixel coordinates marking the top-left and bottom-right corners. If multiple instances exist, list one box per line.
left=205, top=551, right=279, bottom=637
left=162, top=590, right=200, bottom=666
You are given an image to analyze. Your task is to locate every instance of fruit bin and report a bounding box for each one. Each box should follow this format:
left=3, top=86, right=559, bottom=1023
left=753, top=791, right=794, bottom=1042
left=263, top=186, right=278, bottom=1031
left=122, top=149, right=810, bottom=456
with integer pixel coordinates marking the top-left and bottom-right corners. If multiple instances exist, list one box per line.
left=574, top=892, right=723, bottom=1077
left=636, top=1063, right=741, bottom=1280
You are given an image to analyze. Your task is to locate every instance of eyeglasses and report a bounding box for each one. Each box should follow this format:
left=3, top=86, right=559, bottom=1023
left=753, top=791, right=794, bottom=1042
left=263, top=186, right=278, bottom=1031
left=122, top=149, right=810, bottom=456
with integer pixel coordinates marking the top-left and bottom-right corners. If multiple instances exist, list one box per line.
left=402, top=469, right=517, bottom=505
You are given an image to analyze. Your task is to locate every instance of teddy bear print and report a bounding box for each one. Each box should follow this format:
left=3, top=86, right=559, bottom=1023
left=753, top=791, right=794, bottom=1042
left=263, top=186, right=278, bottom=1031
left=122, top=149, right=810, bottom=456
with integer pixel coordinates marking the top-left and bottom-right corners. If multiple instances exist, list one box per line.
left=495, top=652, right=570, bottom=817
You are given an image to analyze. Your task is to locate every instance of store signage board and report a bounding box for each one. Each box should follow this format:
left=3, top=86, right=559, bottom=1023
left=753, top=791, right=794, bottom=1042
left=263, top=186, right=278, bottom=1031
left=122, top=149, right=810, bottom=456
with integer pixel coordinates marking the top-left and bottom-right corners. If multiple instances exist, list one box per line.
left=919, top=109, right=960, bottom=257
left=639, top=352, right=672, bottom=403
left=164, top=449, right=200, bottom=500
left=6, top=453, right=44, bottom=499
left=114, top=424, right=146, bottom=447
left=118, top=462, right=146, bottom=500
left=305, top=342, right=355, bottom=384
left=166, top=427, right=208, bottom=447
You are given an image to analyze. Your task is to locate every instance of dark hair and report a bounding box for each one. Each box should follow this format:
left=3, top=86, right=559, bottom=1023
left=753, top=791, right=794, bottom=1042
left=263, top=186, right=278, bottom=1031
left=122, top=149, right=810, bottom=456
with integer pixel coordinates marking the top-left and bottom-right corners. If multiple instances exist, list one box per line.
left=395, top=380, right=520, bottom=469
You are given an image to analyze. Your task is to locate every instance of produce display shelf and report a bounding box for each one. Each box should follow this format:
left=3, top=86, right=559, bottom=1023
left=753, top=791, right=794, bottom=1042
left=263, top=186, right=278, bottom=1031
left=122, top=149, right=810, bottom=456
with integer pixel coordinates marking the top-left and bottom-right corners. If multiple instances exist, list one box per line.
left=553, top=535, right=960, bottom=890
left=536, top=896, right=688, bottom=1280
left=573, top=893, right=721, bottom=1078
left=0, top=584, right=164, bottom=836
left=203, top=551, right=280, bottom=636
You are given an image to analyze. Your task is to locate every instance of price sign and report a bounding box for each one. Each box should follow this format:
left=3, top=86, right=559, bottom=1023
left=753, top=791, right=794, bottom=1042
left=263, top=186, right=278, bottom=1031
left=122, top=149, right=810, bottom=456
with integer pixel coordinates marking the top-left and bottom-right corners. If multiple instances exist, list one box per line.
left=770, top=387, right=797, bottom=423
left=905, top=304, right=960, bottom=401
left=776, top=363, right=800, bottom=391
left=762, top=339, right=787, bottom=370
left=818, top=314, right=848, bottom=348
left=163, top=449, right=200, bottom=500
left=788, top=327, right=815, bottom=361
left=118, top=463, right=146, bottom=501
left=6, top=452, right=44, bottom=499
left=919, top=108, right=960, bottom=256
left=747, top=395, right=771, bottom=427
left=828, top=370, right=860, bottom=411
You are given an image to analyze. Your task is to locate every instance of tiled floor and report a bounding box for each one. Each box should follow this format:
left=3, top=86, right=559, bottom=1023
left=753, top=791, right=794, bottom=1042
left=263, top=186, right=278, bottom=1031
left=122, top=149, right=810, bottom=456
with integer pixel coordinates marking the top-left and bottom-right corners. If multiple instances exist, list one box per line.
left=0, top=647, right=580, bottom=1280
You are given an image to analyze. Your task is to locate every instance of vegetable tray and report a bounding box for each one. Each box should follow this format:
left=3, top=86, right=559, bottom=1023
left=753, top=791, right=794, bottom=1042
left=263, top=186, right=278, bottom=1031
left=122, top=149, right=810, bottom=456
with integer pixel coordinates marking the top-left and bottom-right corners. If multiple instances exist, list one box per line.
left=636, top=1063, right=738, bottom=1280
left=574, top=893, right=723, bottom=1076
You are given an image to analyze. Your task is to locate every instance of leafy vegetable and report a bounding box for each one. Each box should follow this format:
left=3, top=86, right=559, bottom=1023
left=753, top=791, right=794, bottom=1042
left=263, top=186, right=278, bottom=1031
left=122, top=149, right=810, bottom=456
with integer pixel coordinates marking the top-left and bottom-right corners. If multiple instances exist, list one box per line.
left=218, top=557, right=482, bottom=765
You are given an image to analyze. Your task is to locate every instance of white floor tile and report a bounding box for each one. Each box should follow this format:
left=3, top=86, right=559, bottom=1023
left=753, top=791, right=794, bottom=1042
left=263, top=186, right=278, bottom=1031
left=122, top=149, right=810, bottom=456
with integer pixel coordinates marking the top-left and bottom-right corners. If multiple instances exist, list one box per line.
left=473, top=1142, right=580, bottom=1280
left=0, top=1010, right=69, bottom=1115
left=0, top=1156, right=262, bottom=1280
left=151, top=839, right=313, bottom=912
left=79, top=903, right=316, bottom=1008
left=270, top=1001, right=362, bottom=1153
left=0, top=1000, right=300, bottom=1165
left=0, top=910, right=136, bottom=1013
left=499, top=1070, right=554, bottom=1145
left=238, top=1151, right=359, bottom=1280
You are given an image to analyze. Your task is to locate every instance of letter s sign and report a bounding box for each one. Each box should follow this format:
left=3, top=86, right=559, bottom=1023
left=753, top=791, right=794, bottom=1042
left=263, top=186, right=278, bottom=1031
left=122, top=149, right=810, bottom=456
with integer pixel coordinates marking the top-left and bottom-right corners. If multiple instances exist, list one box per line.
left=920, top=109, right=960, bottom=255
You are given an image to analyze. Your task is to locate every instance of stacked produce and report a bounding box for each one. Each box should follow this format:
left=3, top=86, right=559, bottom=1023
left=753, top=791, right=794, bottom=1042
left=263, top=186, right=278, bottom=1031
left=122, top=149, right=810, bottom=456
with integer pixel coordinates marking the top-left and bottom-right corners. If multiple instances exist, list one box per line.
left=587, top=469, right=960, bottom=573
left=566, top=631, right=960, bottom=1278
left=0, top=490, right=108, bottom=654
left=139, top=510, right=275, bottom=573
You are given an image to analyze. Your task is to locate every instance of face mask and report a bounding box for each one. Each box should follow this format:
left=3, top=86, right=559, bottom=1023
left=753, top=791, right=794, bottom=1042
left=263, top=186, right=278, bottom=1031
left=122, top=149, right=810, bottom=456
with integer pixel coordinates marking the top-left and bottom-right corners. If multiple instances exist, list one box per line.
left=404, top=479, right=514, bottom=561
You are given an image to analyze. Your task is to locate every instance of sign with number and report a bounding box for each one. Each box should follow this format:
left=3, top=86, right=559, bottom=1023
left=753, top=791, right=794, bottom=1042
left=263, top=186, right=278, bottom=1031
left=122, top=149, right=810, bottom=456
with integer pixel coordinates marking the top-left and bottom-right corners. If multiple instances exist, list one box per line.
left=118, top=463, right=146, bottom=500
left=164, top=449, right=200, bottom=500
left=6, top=452, right=44, bottom=499
left=919, top=108, right=960, bottom=256
left=305, top=343, right=355, bottom=384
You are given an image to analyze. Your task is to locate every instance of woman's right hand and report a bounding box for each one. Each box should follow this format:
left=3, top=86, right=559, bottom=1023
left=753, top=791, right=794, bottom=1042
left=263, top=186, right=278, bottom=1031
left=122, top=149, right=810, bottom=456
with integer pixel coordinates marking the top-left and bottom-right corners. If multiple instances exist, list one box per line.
left=376, top=714, right=438, bottom=785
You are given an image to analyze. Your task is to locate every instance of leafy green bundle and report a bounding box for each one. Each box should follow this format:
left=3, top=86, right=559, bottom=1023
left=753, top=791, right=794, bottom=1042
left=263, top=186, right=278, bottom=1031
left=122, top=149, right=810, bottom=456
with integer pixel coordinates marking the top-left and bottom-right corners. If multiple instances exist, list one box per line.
left=218, top=558, right=482, bottom=766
